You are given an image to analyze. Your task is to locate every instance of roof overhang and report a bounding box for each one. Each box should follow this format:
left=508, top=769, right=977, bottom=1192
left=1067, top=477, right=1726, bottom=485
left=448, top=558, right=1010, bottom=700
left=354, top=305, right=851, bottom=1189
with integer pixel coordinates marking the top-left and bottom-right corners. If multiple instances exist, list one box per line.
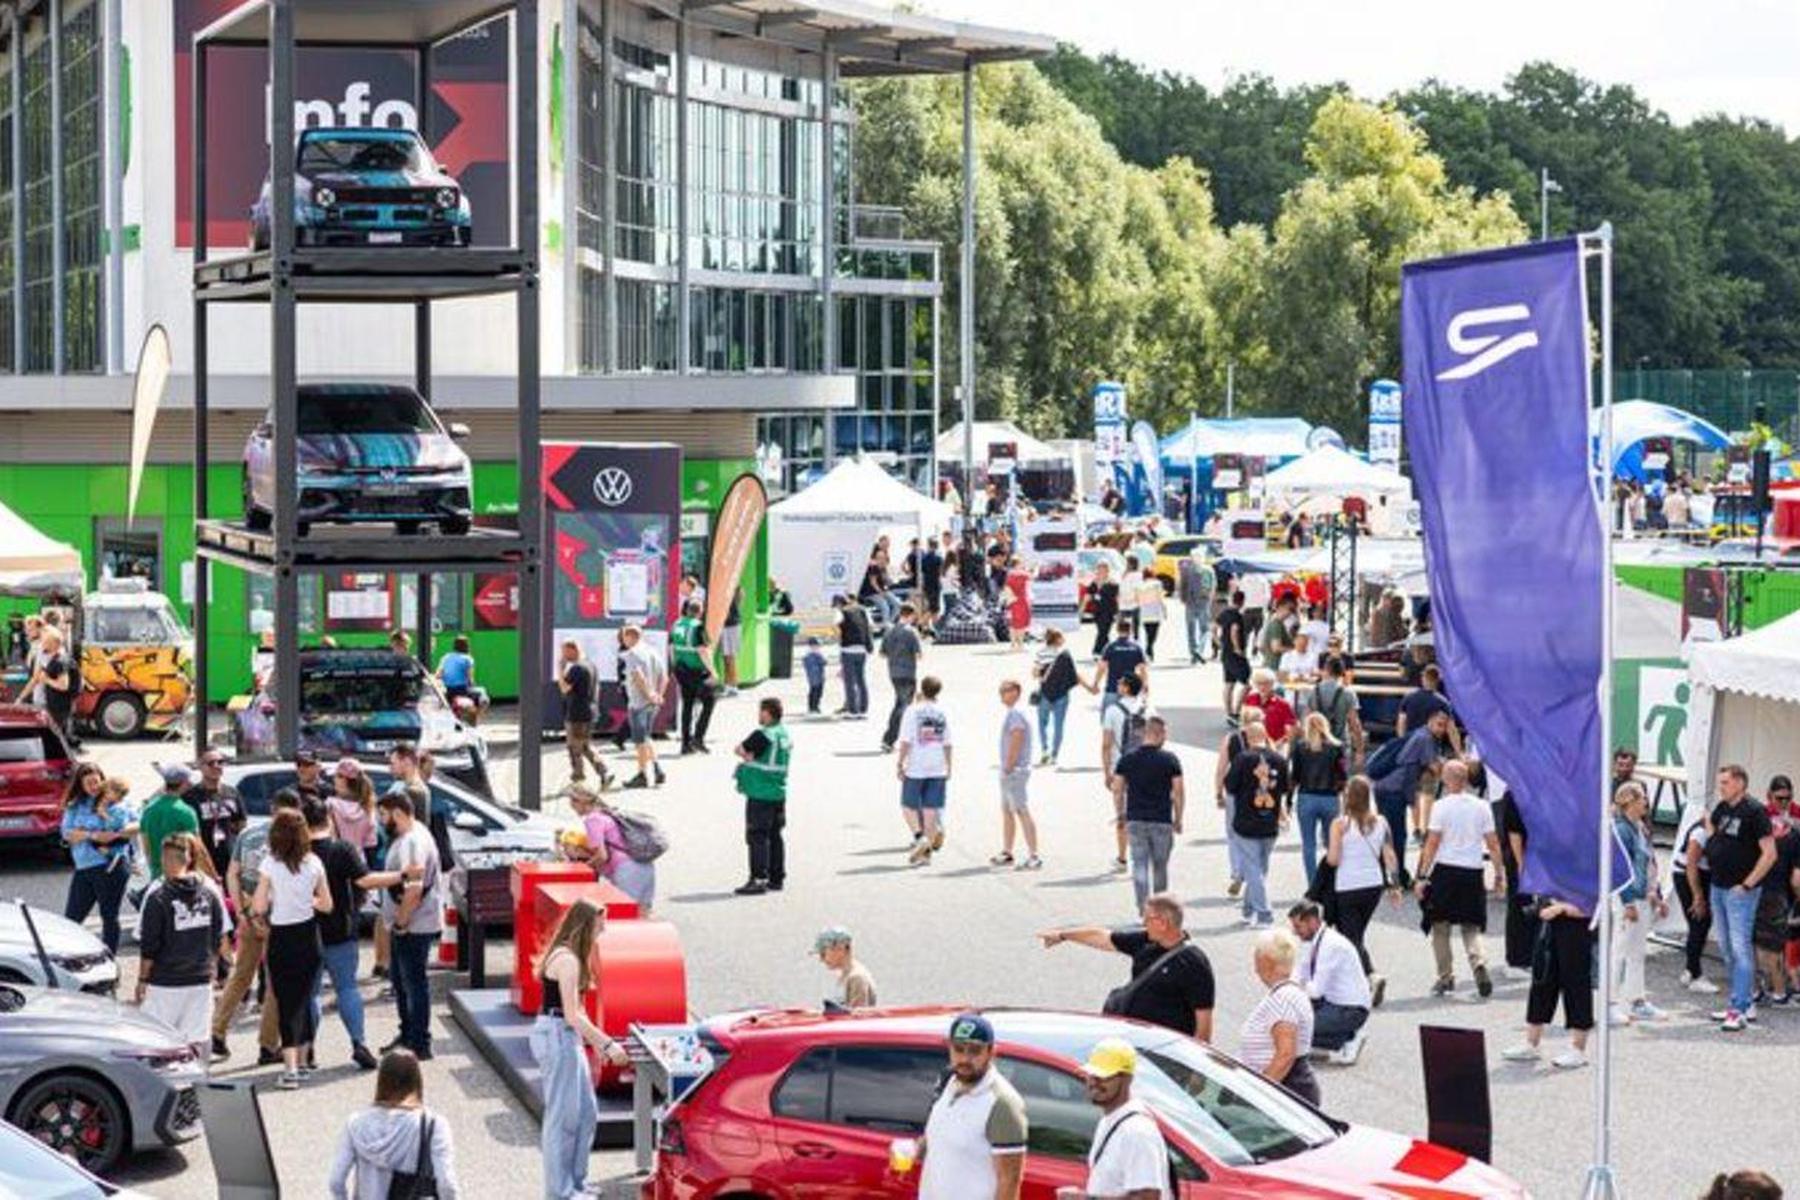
left=633, top=0, right=1054, bottom=76
left=193, top=0, right=516, bottom=48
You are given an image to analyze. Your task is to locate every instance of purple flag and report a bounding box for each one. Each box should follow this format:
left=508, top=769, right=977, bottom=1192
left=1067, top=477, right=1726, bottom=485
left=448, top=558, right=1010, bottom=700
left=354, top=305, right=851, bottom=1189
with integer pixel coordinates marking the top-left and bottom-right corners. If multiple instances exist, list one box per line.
left=1401, top=238, right=1606, bottom=912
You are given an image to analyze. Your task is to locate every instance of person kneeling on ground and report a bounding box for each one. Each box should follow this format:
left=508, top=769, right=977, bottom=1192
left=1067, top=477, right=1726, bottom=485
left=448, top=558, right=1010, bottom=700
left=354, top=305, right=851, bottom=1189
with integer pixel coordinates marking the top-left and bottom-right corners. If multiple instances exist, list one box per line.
left=329, top=1049, right=460, bottom=1198
left=1287, top=900, right=1370, bottom=1065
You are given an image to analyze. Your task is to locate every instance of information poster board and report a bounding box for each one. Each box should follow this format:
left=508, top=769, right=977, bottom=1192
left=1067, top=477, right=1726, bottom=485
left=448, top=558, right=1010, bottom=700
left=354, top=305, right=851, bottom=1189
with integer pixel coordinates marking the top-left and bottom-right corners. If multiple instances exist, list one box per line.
left=1368, top=379, right=1403, bottom=472
left=1681, top=567, right=1728, bottom=648
left=324, top=574, right=392, bottom=633
left=542, top=443, right=683, bottom=730
left=1093, top=382, right=1128, bottom=490
left=1020, top=517, right=1080, bottom=631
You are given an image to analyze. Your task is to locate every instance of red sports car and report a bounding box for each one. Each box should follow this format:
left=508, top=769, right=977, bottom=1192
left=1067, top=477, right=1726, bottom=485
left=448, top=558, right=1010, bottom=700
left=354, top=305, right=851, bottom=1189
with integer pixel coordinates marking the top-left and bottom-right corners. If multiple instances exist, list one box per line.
left=644, top=1007, right=1528, bottom=1199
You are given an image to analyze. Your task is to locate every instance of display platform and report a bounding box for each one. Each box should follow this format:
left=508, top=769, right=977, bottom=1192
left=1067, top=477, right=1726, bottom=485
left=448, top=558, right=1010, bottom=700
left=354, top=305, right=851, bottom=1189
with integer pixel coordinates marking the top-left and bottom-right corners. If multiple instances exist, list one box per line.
left=447, top=988, right=635, bottom=1148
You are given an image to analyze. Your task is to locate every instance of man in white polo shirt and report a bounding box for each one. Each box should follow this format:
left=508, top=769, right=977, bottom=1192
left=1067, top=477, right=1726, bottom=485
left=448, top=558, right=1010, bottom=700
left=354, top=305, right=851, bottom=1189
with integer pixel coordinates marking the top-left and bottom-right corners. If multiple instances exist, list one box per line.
left=1081, top=1037, right=1169, bottom=1199
left=1289, top=899, right=1373, bottom=1064
left=917, top=1012, right=1027, bottom=1200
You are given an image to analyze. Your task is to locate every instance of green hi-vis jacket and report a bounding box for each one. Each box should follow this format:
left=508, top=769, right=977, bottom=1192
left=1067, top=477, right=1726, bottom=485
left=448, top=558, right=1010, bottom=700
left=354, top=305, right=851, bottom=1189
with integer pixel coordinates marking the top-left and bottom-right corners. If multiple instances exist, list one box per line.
left=735, top=723, right=791, bottom=803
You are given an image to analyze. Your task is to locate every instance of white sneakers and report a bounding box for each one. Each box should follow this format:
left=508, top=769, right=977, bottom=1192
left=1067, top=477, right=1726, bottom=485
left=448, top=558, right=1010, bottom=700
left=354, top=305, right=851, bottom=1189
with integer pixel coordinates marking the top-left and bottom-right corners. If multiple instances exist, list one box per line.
left=1500, top=1043, right=1585, bottom=1069
left=1331, top=1031, right=1367, bottom=1065
left=1687, top=976, right=1719, bottom=994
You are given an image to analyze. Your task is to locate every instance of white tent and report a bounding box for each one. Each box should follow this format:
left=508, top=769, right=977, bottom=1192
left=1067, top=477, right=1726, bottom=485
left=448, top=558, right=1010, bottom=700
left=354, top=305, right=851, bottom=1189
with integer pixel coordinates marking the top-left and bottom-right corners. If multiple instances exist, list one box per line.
left=936, top=421, right=1067, bottom=467
left=1684, top=611, right=1800, bottom=801
left=1263, top=444, right=1412, bottom=504
left=769, top=459, right=953, bottom=612
left=0, top=500, right=83, bottom=596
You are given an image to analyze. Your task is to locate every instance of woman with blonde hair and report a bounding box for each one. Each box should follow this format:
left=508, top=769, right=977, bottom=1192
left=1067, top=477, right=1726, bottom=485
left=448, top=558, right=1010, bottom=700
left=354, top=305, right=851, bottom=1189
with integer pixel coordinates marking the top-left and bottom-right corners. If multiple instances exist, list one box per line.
left=1238, top=929, right=1319, bottom=1103
left=1288, top=712, right=1344, bottom=888
left=1610, top=782, right=1666, bottom=1024
left=1326, top=775, right=1400, bottom=997
left=532, top=898, right=630, bottom=1199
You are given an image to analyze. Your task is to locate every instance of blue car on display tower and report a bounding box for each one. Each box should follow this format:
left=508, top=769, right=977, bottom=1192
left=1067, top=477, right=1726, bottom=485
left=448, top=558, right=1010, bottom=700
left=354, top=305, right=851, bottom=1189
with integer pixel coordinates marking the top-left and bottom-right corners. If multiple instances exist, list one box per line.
left=242, top=383, right=474, bottom=535
left=251, top=126, right=471, bottom=250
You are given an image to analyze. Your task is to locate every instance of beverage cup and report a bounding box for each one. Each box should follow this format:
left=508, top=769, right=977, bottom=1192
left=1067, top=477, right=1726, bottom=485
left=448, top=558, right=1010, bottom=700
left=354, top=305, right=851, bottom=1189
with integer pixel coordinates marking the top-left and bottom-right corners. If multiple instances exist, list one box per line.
left=888, top=1137, right=919, bottom=1173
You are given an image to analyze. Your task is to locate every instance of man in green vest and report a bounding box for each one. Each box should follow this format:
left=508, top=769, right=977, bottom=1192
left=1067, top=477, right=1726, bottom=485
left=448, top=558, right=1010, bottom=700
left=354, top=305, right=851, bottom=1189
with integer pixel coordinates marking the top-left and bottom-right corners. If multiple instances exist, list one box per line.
left=671, top=599, right=717, bottom=755
left=734, top=697, right=791, bottom=896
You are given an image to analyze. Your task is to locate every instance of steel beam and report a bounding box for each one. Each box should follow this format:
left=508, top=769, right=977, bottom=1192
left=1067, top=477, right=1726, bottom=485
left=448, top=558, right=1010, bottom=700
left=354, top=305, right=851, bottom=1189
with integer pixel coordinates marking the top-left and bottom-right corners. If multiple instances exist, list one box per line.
left=515, top=0, right=543, bottom=810
left=270, top=0, right=299, bottom=758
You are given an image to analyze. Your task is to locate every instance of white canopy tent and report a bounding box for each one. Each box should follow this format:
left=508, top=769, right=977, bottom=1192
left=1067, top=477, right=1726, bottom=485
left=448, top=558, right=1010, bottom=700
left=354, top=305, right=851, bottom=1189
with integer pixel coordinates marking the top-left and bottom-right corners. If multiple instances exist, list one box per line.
left=1263, top=444, right=1412, bottom=506
left=769, top=459, right=953, bottom=612
left=1684, top=611, right=1800, bottom=801
left=0, top=500, right=84, bottom=596
left=936, top=421, right=1068, bottom=467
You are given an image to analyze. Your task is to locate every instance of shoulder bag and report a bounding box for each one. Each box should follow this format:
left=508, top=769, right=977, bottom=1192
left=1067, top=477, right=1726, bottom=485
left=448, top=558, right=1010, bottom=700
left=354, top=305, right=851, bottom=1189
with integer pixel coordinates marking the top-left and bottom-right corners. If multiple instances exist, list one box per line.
left=1102, top=939, right=1193, bottom=1017
left=386, top=1113, right=438, bottom=1200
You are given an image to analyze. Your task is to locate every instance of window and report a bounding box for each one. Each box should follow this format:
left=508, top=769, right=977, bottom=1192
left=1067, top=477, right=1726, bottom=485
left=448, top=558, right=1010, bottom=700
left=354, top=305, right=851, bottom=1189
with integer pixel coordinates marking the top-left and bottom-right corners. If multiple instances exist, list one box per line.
left=96, top=519, right=163, bottom=590
left=0, top=730, right=60, bottom=764
left=300, top=389, right=435, bottom=434
left=0, top=42, right=14, bottom=373
left=826, top=1046, right=943, bottom=1134
left=771, top=1048, right=831, bottom=1123
left=232, top=769, right=296, bottom=818
left=1136, top=1044, right=1336, bottom=1168
left=396, top=575, right=467, bottom=638
left=59, top=0, right=102, bottom=372
left=996, top=1057, right=1099, bottom=1161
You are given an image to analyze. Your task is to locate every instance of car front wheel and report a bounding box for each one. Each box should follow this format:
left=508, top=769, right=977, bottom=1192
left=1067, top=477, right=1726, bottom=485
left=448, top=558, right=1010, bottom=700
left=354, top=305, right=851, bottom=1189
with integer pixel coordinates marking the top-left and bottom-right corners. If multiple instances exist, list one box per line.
left=11, top=1072, right=131, bottom=1175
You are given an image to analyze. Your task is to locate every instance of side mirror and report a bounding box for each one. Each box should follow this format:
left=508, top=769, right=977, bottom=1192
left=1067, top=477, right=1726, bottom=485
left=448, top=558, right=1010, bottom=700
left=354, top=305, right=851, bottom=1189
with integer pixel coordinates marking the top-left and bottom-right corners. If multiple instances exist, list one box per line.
left=451, top=811, right=485, bottom=834
left=448, top=422, right=471, bottom=440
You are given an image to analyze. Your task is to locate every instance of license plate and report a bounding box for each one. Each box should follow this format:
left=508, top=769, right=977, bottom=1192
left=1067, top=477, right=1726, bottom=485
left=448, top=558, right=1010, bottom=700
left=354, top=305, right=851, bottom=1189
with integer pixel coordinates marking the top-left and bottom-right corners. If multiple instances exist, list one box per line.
left=368, top=231, right=403, bottom=245
left=364, top=484, right=408, bottom=496
left=0, top=815, right=36, bottom=831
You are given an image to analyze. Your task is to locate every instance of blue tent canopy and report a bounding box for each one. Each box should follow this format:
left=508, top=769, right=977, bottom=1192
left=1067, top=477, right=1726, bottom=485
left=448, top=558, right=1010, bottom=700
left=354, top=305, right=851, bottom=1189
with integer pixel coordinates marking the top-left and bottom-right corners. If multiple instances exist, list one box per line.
left=1159, top=417, right=1315, bottom=469
left=1594, top=399, right=1730, bottom=479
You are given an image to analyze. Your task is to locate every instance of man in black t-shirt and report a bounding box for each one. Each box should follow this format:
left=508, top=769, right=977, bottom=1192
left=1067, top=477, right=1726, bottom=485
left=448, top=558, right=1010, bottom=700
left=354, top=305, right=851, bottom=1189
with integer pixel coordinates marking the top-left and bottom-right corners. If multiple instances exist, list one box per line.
left=1703, top=764, right=1778, bottom=1028
left=1087, top=561, right=1121, bottom=657
left=1112, top=716, right=1185, bottom=909
left=1094, top=617, right=1148, bottom=709
left=1215, top=590, right=1250, bottom=721
left=183, top=750, right=245, bottom=878
left=1225, top=724, right=1290, bottom=926
left=1039, top=893, right=1215, bottom=1041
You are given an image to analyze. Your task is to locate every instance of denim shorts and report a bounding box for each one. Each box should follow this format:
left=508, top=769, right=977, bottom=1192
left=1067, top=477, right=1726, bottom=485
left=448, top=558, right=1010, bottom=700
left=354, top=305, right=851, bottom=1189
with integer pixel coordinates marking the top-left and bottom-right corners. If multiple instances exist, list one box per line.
left=628, top=705, right=657, bottom=745
left=901, top=776, right=947, bottom=810
left=1000, top=772, right=1030, bottom=813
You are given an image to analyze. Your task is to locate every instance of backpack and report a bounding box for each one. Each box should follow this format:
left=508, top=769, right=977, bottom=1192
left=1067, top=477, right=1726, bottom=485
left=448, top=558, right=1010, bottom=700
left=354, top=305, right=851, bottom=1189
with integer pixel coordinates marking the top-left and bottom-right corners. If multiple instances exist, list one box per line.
left=1116, top=704, right=1149, bottom=757
left=1310, top=680, right=1354, bottom=743
left=607, top=806, right=669, bottom=864
left=1364, top=734, right=1408, bottom=785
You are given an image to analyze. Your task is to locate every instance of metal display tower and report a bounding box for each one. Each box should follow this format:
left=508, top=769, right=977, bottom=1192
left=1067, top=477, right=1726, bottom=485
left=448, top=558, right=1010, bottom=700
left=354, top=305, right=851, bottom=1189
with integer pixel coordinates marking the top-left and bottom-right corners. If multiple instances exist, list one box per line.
left=189, top=0, right=545, bottom=808
left=1325, top=515, right=1358, bottom=653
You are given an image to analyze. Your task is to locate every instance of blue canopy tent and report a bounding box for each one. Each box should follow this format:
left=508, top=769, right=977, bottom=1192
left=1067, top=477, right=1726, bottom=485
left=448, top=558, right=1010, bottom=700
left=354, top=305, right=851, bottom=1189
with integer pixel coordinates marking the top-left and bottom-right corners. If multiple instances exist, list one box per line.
left=1594, top=399, right=1730, bottom=480
left=1159, top=417, right=1315, bottom=527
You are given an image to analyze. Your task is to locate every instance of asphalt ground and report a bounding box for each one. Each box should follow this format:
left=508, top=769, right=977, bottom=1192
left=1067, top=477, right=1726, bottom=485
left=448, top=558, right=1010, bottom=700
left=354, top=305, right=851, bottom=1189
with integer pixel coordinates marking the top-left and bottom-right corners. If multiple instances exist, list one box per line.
left=2, top=605, right=1789, bottom=1198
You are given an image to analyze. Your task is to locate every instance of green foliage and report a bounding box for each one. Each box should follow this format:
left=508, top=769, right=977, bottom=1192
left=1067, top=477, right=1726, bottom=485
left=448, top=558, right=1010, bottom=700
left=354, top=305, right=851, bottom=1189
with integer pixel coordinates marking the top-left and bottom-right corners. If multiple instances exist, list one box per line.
left=850, top=70, right=1525, bottom=438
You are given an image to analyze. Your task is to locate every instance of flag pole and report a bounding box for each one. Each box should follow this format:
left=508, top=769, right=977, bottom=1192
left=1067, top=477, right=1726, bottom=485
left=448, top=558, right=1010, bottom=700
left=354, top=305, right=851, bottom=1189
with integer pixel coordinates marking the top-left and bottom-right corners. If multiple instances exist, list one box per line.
left=1581, top=221, right=1621, bottom=1200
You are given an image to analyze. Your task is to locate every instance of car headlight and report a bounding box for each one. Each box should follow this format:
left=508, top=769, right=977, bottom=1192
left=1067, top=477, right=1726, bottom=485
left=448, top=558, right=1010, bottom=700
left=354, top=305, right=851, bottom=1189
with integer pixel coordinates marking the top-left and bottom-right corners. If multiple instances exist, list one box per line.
left=315, top=186, right=337, bottom=208
left=435, top=187, right=458, bottom=210
left=51, top=951, right=114, bottom=974
left=112, top=1045, right=200, bottom=1073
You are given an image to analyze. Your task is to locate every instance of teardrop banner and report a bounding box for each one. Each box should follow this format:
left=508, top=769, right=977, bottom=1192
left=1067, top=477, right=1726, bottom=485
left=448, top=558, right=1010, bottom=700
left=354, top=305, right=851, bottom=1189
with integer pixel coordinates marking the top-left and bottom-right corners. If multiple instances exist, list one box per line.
left=705, top=473, right=770, bottom=646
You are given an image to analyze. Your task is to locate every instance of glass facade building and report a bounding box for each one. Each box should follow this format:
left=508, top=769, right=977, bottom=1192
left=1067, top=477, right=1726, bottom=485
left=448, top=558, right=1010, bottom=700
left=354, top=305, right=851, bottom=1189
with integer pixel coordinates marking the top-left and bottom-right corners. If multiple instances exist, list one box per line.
left=0, top=0, right=104, bottom=375
left=574, top=5, right=944, bottom=495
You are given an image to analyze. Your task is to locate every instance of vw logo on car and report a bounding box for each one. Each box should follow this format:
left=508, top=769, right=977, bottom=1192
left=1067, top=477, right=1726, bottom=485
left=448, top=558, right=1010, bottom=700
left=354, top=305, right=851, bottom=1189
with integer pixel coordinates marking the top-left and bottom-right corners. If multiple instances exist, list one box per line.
left=593, top=467, right=634, bottom=507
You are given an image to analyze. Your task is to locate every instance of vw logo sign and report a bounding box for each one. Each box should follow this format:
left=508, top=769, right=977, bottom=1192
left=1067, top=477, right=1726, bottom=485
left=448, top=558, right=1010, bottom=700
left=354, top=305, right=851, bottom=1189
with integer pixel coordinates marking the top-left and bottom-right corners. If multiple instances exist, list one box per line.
left=592, top=467, right=634, bottom=507
left=379, top=467, right=398, bottom=482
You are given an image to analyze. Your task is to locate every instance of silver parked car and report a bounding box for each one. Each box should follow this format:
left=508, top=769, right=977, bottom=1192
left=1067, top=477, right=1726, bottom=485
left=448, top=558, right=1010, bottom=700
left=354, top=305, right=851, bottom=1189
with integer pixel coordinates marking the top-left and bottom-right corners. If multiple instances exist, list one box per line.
left=0, top=982, right=206, bottom=1173
left=0, top=1119, right=154, bottom=1197
left=0, top=900, right=119, bottom=994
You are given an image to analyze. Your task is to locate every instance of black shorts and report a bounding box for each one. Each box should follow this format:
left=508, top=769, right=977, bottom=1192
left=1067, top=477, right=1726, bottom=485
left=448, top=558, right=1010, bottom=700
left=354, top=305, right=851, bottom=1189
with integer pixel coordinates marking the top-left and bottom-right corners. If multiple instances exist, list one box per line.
left=1222, top=655, right=1250, bottom=684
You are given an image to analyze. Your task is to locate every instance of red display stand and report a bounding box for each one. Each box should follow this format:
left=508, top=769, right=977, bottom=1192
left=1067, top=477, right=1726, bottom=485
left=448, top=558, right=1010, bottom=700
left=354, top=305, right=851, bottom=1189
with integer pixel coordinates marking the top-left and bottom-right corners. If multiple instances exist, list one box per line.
left=511, top=861, right=602, bottom=1015
left=588, top=920, right=687, bottom=1089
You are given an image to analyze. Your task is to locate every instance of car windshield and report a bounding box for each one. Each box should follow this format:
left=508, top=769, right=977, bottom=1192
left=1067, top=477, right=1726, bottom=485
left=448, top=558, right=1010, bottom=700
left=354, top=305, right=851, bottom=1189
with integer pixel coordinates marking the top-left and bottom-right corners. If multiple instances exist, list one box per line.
left=298, top=133, right=430, bottom=174
left=298, top=391, right=437, bottom=435
left=300, top=672, right=423, bottom=714
left=1134, top=1039, right=1339, bottom=1167
left=88, top=598, right=188, bottom=645
left=0, top=1121, right=112, bottom=1197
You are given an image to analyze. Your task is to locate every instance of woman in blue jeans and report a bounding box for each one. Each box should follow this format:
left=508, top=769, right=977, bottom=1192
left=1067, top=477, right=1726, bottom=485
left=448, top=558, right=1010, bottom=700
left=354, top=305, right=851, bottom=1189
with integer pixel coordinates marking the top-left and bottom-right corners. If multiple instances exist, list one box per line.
left=1288, top=714, right=1346, bottom=888
left=1031, top=629, right=1083, bottom=765
left=61, top=768, right=138, bottom=954
left=835, top=597, right=872, bottom=716
left=532, top=899, right=630, bottom=1199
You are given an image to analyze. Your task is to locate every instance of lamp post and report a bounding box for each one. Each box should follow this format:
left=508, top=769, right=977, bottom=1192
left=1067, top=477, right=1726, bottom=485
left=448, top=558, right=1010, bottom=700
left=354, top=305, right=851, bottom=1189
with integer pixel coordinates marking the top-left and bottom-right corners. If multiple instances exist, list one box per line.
left=1539, top=168, right=1563, bottom=241
left=1635, top=356, right=1648, bottom=399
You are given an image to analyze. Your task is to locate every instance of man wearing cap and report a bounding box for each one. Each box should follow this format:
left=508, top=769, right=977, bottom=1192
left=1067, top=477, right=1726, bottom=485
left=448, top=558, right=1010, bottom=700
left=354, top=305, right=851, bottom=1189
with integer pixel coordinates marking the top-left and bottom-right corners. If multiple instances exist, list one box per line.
left=292, top=749, right=328, bottom=802
left=140, top=764, right=201, bottom=882
left=813, top=927, right=876, bottom=1008
left=917, top=1012, right=1028, bottom=1200
left=1081, top=1038, right=1170, bottom=1199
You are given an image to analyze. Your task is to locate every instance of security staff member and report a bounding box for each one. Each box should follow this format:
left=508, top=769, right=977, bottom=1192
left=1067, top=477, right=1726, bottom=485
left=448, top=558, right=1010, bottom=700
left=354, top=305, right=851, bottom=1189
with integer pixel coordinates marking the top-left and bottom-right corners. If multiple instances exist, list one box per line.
left=733, top=698, right=791, bottom=896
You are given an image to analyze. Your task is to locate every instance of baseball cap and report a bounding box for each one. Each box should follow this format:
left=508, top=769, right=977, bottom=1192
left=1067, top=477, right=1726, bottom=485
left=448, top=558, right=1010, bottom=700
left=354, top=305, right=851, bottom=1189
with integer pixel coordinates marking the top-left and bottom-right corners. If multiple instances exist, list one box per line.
left=294, top=748, right=318, bottom=766
left=947, top=1012, right=994, bottom=1047
left=1082, top=1038, right=1137, bottom=1079
left=334, top=757, right=362, bottom=778
left=812, top=926, right=853, bottom=955
left=156, top=762, right=195, bottom=787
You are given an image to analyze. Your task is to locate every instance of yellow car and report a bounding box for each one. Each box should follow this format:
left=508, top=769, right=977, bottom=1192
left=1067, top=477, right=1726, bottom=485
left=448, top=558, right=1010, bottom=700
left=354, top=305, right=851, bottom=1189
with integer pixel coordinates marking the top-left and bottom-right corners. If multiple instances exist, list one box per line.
left=1149, top=536, right=1209, bottom=594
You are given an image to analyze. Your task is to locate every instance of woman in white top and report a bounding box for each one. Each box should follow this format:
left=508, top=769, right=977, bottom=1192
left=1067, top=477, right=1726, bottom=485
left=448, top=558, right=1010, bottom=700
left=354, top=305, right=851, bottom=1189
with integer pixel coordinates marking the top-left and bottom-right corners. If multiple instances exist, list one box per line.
left=1118, top=555, right=1143, bottom=626
left=1326, top=776, right=1400, bottom=989
left=1238, top=929, right=1319, bottom=1104
left=1135, top=569, right=1167, bottom=662
left=253, top=809, right=332, bottom=1089
left=1413, top=761, right=1503, bottom=998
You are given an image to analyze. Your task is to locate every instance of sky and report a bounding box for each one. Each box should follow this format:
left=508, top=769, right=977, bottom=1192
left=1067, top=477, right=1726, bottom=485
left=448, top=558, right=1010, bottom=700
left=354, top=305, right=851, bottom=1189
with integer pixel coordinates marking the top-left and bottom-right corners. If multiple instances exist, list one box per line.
left=930, top=0, right=1800, bottom=132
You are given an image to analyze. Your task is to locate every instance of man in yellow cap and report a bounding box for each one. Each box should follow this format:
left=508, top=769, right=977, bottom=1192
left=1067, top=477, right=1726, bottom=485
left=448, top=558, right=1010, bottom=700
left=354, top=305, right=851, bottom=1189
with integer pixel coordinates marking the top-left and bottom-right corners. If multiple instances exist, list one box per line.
left=1080, top=1038, right=1169, bottom=1199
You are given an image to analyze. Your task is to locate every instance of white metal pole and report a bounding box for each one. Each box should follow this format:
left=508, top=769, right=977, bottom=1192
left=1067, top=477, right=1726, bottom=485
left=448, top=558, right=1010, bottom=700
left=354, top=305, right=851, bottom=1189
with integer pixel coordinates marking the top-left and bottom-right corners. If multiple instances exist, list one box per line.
left=1189, top=409, right=1199, bottom=531
left=1540, top=169, right=1550, bottom=242
left=960, top=60, right=976, bottom=493
left=1582, top=221, right=1620, bottom=1200
left=1225, top=360, right=1235, bottom=419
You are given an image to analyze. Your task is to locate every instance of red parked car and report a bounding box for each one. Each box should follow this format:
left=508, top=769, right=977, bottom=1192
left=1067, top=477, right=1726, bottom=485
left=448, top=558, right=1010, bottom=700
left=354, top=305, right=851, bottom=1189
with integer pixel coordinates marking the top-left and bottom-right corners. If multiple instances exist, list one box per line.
left=0, top=706, right=74, bottom=844
left=645, top=1007, right=1528, bottom=1199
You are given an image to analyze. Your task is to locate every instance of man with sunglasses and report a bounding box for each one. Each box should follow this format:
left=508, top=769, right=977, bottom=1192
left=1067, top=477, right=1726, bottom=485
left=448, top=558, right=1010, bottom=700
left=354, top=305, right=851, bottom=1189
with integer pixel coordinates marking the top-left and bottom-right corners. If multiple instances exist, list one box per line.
left=183, top=751, right=246, bottom=879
